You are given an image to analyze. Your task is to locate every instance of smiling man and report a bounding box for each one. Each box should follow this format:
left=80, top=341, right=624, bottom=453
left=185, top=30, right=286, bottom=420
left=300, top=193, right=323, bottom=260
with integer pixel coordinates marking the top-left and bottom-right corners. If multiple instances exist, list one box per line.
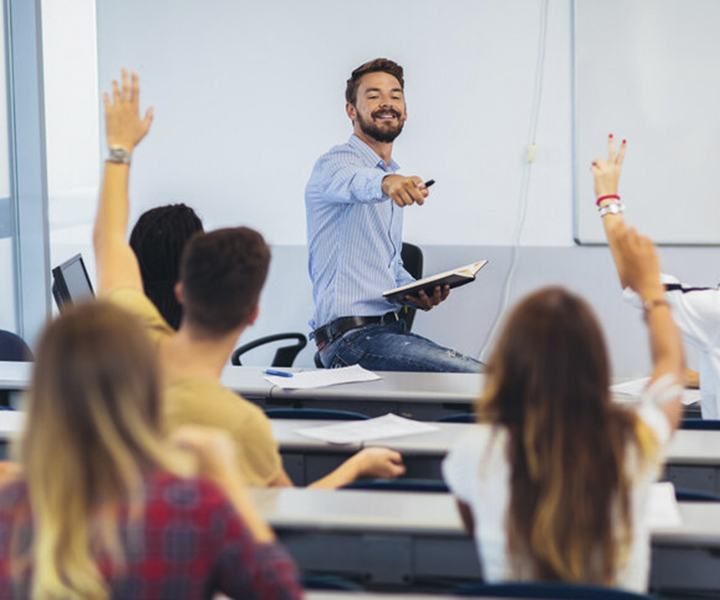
left=305, top=58, right=481, bottom=372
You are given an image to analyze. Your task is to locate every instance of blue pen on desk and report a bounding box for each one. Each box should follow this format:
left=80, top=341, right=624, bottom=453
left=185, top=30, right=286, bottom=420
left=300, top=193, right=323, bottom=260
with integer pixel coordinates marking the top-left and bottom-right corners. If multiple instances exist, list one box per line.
left=264, top=369, right=293, bottom=378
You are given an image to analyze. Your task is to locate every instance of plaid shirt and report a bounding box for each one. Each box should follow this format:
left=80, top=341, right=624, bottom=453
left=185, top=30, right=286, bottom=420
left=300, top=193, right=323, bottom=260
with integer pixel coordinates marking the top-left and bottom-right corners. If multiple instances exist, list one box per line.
left=0, top=471, right=301, bottom=599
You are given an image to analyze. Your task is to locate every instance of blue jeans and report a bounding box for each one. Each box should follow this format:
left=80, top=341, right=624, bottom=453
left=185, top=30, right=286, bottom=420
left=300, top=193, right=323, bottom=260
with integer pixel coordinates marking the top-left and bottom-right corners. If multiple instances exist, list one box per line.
left=318, top=319, right=482, bottom=373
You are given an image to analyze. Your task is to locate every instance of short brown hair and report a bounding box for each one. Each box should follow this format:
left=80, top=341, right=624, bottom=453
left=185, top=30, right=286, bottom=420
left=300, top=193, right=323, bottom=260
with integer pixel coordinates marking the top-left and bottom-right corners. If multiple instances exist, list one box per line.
left=345, top=58, right=404, bottom=105
left=180, top=227, right=270, bottom=336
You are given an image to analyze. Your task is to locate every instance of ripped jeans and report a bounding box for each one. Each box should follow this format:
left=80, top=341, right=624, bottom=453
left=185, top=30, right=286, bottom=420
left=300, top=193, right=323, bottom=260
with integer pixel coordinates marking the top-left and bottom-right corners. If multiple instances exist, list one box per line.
left=318, top=318, right=482, bottom=373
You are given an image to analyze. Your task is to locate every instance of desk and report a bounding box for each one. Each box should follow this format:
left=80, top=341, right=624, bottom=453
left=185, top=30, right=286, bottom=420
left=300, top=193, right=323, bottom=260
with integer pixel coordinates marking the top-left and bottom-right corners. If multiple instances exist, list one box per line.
left=272, top=419, right=720, bottom=493
left=250, top=487, right=720, bottom=594
left=263, top=371, right=483, bottom=420
left=0, top=361, right=701, bottom=421
left=225, top=369, right=483, bottom=420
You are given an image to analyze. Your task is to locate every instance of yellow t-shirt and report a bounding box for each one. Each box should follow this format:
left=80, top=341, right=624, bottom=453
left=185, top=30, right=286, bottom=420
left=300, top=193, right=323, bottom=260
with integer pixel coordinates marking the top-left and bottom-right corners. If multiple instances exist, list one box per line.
left=109, top=288, right=282, bottom=487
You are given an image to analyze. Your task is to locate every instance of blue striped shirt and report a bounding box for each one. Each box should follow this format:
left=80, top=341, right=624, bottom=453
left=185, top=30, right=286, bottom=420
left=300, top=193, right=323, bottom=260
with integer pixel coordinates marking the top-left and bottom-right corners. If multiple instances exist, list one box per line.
left=306, top=135, right=415, bottom=331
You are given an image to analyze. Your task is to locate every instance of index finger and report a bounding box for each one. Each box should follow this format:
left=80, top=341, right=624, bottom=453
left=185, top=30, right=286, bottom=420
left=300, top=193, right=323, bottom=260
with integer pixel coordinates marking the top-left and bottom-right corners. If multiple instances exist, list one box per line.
left=607, top=133, right=616, bottom=162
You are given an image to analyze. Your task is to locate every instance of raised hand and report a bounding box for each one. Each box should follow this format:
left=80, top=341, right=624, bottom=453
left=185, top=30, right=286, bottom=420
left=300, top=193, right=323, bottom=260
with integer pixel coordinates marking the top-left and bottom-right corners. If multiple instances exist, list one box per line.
left=590, top=134, right=626, bottom=202
left=103, top=69, right=154, bottom=154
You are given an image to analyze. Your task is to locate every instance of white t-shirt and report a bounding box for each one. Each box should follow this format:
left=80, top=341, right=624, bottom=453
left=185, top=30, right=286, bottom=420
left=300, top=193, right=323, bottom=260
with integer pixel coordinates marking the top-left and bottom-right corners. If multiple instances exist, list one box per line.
left=442, top=376, right=679, bottom=592
left=625, top=274, right=720, bottom=418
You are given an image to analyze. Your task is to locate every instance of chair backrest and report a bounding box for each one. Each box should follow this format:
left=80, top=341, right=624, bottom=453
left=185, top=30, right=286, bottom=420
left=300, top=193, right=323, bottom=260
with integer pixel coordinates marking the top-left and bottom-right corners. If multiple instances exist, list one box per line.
left=452, top=582, right=654, bottom=599
left=264, top=408, right=369, bottom=421
left=400, top=242, right=424, bottom=331
left=231, top=332, right=307, bottom=367
left=342, top=478, right=449, bottom=493
left=675, top=488, right=720, bottom=502
left=681, top=418, right=720, bottom=430
left=438, top=413, right=476, bottom=423
left=0, top=330, right=32, bottom=362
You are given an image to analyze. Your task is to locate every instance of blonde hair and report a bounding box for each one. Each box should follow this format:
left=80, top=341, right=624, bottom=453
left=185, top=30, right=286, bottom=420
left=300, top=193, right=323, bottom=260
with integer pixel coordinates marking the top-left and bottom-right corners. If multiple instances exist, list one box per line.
left=17, top=301, right=188, bottom=599
left=478, top=287, right=658, bottom=585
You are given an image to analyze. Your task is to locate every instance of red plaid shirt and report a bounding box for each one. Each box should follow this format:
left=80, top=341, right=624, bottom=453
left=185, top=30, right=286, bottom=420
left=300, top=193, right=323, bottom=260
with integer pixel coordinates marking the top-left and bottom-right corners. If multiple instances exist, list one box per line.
left=0, top=471, right=301, bottom=599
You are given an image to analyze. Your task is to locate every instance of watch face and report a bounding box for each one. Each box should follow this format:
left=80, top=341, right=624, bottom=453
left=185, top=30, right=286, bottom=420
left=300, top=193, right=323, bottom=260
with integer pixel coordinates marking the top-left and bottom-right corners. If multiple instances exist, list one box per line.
left=109, top=148, right=130, bottom=163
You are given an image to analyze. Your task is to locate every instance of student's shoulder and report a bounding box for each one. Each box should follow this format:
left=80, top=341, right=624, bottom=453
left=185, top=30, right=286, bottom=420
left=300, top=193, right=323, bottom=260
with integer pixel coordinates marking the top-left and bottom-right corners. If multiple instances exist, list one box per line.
left=106, top=287, right=174, bottom=339
left=164, top=378, right=270, bottom=430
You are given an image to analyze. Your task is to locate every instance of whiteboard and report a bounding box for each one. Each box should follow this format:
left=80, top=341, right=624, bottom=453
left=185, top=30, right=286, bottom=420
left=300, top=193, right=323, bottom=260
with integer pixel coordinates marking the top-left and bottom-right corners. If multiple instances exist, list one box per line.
left=95, top=0, right=563, bottom=247
left=574, top=0, right=720, bottom=245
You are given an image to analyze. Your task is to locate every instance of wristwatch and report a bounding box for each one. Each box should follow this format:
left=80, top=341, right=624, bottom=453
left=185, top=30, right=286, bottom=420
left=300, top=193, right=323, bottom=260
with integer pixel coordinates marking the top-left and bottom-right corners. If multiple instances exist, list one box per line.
left=107, top=147, right=131, bottom=164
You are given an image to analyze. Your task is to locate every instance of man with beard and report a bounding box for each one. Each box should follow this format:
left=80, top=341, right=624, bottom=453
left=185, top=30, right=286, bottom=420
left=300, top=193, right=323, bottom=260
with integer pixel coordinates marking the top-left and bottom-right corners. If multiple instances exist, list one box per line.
left=305, top=58, right=481, bottom=372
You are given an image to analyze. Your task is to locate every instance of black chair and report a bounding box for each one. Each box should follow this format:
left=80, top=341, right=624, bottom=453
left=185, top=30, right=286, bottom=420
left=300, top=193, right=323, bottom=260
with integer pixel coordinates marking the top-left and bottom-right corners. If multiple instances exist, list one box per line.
left=313, top=241, right=425, bottom=368
left=680, top=418, right=720, bottom=430
left=264, top=407, right=368, bottom=421
left=300, top=573, right=364, bottom=591
left=0, top=330, right=32, bottom=409
left=451, top=582, right=655, bottom=599
left=231, top=332, right=307, bottom=367
left=438, top=413, right=476, bottom=423
left=0, top=330, right=32, bottom=362
left=342, top=478, right=448, bottom=493
left=399, top=241, right=424, bottom=330
left=675, top=488, right=720, bottom=502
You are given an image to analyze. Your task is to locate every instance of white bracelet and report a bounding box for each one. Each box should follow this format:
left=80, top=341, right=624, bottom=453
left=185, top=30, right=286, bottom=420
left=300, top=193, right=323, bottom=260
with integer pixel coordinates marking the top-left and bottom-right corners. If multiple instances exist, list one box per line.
left=598, top=201, right=625, bottom=218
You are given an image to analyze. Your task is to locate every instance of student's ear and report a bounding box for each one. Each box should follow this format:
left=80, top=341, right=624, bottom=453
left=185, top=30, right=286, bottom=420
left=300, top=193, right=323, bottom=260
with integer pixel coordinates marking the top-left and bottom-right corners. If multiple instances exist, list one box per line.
left=247, top=305, right=260, bottom=326
left=346, top=102, right=356, bottom=124
left=174, top=282, right=184, bottom=305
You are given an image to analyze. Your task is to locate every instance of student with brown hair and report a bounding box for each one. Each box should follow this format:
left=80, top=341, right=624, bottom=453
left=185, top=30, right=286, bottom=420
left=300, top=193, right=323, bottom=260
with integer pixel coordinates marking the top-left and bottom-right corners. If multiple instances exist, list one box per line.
left=443, top=141, right=685, bottom=591
left=95, top=69, right=404, bottom=488
left=0, top=300, right=301, bottom=599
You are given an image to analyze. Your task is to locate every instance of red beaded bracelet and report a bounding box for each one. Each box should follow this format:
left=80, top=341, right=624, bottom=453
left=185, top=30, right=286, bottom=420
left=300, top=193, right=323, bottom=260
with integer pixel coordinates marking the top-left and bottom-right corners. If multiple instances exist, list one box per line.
left=596, top=194, right=620, bottom=206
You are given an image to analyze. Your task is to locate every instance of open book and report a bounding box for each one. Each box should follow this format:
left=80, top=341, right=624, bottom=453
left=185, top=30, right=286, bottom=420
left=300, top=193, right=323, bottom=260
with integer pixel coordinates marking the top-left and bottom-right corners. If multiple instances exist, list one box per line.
left=383, top=260, right=488, bottom=300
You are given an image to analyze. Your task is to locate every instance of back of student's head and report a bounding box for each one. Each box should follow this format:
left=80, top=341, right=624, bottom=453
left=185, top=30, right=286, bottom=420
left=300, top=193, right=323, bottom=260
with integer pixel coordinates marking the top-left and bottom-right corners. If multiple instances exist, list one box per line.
left=180, top=227, right=270, bottom=337
left=479, top=286, right=640, bottom=586
left=482, top=286, right=611, bottom=427
left=21, top=301, right=177, bottom=599
left=129, top=203, right=204, bottom=330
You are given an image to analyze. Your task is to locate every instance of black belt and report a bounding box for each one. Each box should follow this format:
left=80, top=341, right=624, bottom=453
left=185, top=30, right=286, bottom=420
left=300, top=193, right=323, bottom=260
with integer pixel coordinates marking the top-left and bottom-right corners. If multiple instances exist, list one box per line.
left=314, top=312, right=400, bottom=350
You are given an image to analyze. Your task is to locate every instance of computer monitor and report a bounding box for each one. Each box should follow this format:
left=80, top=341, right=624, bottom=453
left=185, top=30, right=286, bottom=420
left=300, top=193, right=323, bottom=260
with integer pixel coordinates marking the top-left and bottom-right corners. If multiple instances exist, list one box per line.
left=51, top=253, right=95, bottom=310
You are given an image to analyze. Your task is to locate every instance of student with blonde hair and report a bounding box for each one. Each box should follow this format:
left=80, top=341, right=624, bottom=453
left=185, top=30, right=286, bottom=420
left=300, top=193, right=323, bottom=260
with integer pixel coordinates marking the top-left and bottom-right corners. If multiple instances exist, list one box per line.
left=0, top=301, right=300, bottom=599
left=443, top=140, right=685, bottom=591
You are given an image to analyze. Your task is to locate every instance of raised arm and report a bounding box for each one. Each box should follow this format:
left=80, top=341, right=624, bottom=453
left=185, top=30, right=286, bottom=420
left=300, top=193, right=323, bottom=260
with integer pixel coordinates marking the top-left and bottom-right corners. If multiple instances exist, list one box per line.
left=615, top=227, right=685, bottom=429
left=93, top=69, right=153, bottom=296
left=591, top=134, right=629, bottom=288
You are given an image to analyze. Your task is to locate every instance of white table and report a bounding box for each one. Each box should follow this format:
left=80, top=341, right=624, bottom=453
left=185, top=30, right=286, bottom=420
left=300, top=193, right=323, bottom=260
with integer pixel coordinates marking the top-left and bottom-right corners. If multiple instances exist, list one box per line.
left=250, top=487, right=720, bottom=594
left=271, top=418, right=720, bottom=493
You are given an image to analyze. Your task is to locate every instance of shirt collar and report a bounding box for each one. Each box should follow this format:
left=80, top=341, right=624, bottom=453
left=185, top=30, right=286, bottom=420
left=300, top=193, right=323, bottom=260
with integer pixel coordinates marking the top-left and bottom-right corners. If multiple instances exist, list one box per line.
left=349, top=134, right=400, bottom=172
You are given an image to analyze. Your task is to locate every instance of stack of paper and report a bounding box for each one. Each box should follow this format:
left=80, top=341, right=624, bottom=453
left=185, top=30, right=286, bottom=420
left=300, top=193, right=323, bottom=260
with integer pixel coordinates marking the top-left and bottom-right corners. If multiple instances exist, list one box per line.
left=297, top=413, right=439, bottom=445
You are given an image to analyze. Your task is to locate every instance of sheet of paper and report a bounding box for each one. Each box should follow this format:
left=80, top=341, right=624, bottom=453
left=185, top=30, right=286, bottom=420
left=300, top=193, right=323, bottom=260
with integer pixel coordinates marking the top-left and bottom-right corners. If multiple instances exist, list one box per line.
left=264, top=364, right=381, bottom=389
left=610, top=377, right=700, bottom=406
left=297, top=413, right=439, bottom=445
left=647, top=481, right=683, bottom=528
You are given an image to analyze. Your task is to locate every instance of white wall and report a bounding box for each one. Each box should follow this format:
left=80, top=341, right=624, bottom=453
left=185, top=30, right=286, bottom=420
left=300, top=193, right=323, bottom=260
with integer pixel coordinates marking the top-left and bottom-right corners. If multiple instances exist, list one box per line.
left=39, top=0, right=712, bottom=375
left=41, top=0, right=99, bottom=282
